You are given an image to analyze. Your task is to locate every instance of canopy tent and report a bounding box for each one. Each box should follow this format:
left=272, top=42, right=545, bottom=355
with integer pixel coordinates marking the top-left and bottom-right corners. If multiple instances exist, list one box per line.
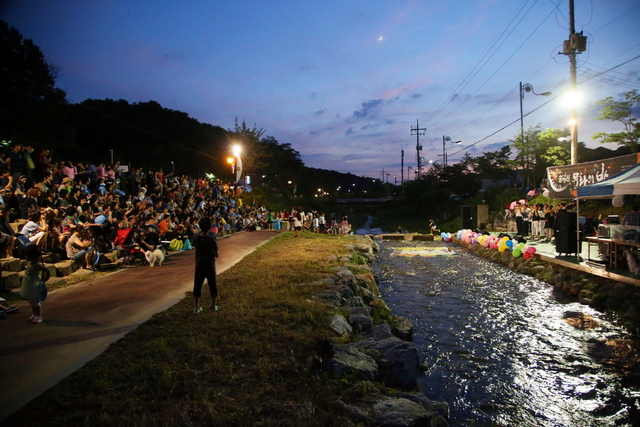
left=576, top=163, right=640, bottom=199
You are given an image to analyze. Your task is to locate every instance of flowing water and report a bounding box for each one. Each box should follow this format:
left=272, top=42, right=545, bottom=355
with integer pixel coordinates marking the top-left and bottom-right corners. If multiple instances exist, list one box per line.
left=372, top=240, right=640, bottom=427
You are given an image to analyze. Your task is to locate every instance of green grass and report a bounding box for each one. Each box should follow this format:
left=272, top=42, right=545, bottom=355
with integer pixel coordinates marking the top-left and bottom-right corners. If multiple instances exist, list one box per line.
left=5, top=233, right=373, bottom=427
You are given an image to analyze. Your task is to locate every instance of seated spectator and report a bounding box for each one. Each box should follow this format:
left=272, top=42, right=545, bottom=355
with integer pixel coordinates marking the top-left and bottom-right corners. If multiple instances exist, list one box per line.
left=66, top=226, right=96, bottom=268
left=20, top=187, right=40, bottom=219
left=0, top=206, right=17, bottom=257
left=21, top=211, right=49, bottom=251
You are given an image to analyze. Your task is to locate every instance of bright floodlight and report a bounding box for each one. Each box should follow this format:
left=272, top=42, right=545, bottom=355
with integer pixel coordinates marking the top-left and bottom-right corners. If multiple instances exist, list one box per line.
left=232, top=145, right=241, bottom=157
left=227, top=157, right=234, bottom=164
left=562, top=91, right=581, bottom=107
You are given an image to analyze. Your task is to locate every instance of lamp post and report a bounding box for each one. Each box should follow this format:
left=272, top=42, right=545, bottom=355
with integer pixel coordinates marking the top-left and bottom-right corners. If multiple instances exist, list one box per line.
left=171, top=161, right=174, bottom=175
left=519, top=82, right=551, bottom=184
left=442, top=136, right=461, bottom=167
left=519, top=82, right=552, bottom=144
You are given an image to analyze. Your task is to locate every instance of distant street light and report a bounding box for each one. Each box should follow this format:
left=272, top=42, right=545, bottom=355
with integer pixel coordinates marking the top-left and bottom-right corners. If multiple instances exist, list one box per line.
left=442, top=136, right=462, bottom=167
left=171, top=161, right=174, bottom=175
left=519, top=82, right=552, bottom=145
left=519, top=82, right=551, bottom=184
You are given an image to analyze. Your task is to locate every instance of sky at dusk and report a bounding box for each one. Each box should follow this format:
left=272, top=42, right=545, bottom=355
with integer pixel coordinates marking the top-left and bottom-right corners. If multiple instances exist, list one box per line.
left=2, top=0, right=640, bottom=179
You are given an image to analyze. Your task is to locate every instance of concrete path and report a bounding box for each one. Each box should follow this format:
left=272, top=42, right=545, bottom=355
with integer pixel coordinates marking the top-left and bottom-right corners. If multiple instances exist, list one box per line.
left=0, top=230, right=283, bottom=421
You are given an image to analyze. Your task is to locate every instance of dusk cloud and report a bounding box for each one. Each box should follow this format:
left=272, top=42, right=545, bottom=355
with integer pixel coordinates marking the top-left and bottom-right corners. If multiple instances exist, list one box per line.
left=352, top=99, right=383, bottom=119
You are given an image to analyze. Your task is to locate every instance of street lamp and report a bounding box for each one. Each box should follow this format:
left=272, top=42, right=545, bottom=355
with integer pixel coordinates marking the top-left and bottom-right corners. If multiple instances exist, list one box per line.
left=519, top=82, right=551, bottom=184
left=232, top=145, right=243, bottom=186
left=519, top=82, right=552, bottom=145
left=442, top=136, right=461, bottom=167
left=171, top=161, right=174, bottom=175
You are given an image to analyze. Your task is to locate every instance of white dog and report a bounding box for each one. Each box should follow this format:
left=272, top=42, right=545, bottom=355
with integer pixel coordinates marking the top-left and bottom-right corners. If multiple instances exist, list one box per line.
left=144, top=248, right=165, bottom=267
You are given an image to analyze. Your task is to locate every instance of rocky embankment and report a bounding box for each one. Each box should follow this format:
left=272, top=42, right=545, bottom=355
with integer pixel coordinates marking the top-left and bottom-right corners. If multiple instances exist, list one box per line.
left=312, top=235, right=450, bottom=427
left=461, top=239, right=640, bottom=330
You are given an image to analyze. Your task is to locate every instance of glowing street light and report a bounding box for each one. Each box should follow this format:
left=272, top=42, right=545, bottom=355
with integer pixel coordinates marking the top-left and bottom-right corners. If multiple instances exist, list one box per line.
left=231, top=144, right=243, bottom=185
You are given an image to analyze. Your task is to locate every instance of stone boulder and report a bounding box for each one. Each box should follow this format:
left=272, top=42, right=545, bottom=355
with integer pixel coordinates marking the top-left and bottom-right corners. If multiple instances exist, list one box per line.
left=355, top=273, right=380, bottom=296
left=345, top=296, right=366, bottom=308
left=345, top=306, right=372, bottom=317
left=356, top=337, right=420, bottom=390
left=55, top=260, right=79, bottom=277
left=324, top=344, right=378, bottom=380
left=313, top=284, right=355, bottom=308
left=0, top=271, right=20, bottom=289
left=41, top=252, right=60, bottom=264
left=365, top=324, right=394, bottom=340
left=348, top=313, right=374, bottom=332
left=338, top=394, right=448, bottom=427
left=329, top=314, right=353, bottom=336
left=0, top=258, right=22, bottom=272
left=392, top=316, right=414, bottom=341
left=373, top=396, right=433, bottom=427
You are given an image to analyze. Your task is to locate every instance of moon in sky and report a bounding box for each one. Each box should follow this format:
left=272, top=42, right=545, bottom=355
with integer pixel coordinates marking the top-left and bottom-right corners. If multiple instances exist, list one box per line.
left=378, top=36, right=383, bottom=41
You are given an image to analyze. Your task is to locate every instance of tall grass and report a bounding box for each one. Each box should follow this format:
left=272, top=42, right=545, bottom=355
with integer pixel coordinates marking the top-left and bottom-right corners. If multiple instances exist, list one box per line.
left=5, top=233, right=371, bottom=427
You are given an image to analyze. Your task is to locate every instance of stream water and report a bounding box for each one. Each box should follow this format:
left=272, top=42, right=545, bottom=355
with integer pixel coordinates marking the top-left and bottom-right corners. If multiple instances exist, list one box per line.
left=371, top=239, right=640, bottom=427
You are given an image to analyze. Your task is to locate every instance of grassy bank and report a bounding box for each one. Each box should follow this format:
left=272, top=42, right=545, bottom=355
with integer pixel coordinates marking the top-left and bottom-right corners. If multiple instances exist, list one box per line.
left=5, top=233, right=374, bottom=427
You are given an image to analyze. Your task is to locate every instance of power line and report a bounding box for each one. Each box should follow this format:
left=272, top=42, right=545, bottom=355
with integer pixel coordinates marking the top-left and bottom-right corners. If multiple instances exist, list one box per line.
left=421, top=0, right=537, bottom=126
left=445, top=54, right=640, bottom=160
left=429, top=9, right=556, bottom=131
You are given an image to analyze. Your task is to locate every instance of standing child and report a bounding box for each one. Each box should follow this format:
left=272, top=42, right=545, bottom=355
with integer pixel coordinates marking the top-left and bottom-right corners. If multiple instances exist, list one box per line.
left=192, top=216, right=219, bottom=313
left=21, top=245, right=50, bottom=324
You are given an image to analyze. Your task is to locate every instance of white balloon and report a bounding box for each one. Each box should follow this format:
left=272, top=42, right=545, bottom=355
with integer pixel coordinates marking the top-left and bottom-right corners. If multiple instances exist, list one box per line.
left=612, top=195, right=625, bottom=207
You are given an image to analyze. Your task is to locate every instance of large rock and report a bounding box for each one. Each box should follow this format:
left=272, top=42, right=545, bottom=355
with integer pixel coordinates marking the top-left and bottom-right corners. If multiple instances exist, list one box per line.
left=313, top=284, right=355, bottom=308
left=335, top=269, right=357, bottom=286
left=345, top=305, right=371, bottom=317
left=345, top=296, right=366, bottom=307
left=324, top=344, right=378, bottom=380
left=42, top=263, right=58, bottom=278
left=0, top=258, right=22, bottom=272
left=1, top=271, right=20, bottom=289
left=355, top=273, right=380, bottom=296
left=356, top=337, right=420, bottom=390
left=55, top=260, right=79, bottom=277
left=366, top=324, right=394, bottom=340
left=41, top=252, right=60, bottom=264
left=392, top=316, right=414, bottom=341
left=329, top=314, right=353, bottom=336
left=373, top=396, right=433, bottom=427
left=348, top=313, right=374, bottom=332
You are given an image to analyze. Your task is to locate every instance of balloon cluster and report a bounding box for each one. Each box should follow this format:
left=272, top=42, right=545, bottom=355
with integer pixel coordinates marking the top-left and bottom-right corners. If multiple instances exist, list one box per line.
left=440, top=232, right=452, bottom=242
left=454, top=229, right=537, bottom=259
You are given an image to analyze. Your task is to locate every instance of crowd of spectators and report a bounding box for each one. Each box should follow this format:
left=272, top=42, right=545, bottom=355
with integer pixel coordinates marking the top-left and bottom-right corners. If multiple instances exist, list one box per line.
left=0, top=141, right=279, bottom=264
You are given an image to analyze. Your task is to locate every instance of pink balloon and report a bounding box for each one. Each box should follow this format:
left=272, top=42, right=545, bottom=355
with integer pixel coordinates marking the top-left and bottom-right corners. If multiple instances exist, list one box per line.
left=527, top=247, right=537, bottom=255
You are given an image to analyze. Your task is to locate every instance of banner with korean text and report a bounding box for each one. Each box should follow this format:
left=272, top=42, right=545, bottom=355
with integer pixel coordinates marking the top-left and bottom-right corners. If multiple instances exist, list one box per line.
left=545, top=153, right=640, bottom=199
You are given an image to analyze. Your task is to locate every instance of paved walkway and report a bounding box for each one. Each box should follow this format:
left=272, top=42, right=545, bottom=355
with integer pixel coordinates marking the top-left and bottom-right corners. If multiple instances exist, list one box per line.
left=0, top=230, right=283, bottom=421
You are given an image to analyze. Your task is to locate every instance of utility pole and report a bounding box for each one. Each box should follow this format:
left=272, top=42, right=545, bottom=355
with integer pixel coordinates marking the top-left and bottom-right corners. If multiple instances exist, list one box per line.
left=560, top=0, right=586, bottom=164
left=380, top=168, right=386, bottom=183
left=401, top=148, right=404, bottom=193
left=411, top=120, right=426, bottom=179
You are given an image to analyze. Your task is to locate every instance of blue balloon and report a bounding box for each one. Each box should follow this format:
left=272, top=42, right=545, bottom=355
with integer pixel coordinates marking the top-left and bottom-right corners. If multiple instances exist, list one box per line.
left=506, top=240, right=513, bottom=248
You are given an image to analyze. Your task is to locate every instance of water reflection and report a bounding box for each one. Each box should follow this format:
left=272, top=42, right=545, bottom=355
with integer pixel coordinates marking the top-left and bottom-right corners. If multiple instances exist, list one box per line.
left=373, top=240, right=640, bottom=427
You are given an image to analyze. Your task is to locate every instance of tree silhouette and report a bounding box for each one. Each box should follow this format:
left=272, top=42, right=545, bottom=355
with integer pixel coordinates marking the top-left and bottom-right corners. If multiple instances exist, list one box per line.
left=0, top=20, right=73, bottom=149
